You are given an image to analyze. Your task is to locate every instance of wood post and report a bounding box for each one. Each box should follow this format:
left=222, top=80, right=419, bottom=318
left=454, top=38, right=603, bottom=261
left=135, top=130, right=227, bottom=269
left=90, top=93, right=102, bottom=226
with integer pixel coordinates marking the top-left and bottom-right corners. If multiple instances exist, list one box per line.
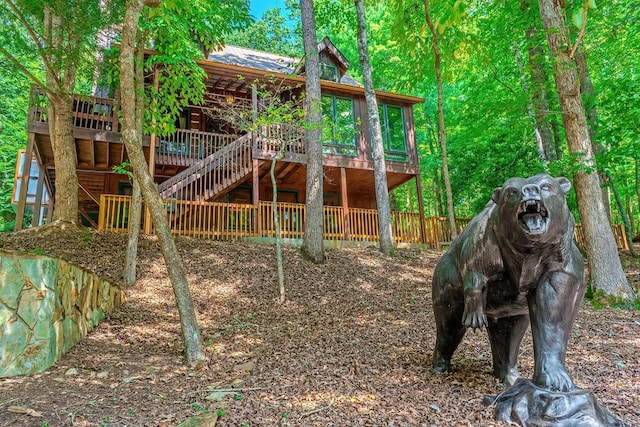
left=15, top=133, right=35, bottom=230
left=340, top=167, right=350, bottom=240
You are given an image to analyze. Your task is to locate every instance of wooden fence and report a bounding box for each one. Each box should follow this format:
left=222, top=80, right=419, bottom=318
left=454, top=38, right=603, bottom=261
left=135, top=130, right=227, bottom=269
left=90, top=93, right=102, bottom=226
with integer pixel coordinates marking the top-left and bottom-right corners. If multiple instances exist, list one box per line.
left=97, top=195, right=629, bottom=250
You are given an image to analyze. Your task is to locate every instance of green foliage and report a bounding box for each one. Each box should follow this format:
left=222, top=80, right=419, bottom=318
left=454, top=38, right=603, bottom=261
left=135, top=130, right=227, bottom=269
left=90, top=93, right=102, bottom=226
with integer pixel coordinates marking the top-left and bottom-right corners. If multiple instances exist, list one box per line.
left=140, top=0, right=250, bottom=136
left=309, top=0, right=640, bottom=224
left=226, top=7, right=301, bottom=57
left=0, top=59, right=33, bottom=228
left=112, top=161, right=133, bottom=179
left=588, top=291, right=640, bottom=311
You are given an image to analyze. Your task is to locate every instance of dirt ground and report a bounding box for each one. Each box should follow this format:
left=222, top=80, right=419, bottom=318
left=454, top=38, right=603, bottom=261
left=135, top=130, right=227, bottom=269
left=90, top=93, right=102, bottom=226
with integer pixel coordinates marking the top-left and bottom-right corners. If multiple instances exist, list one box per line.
left=0, top=227, right=639, bottom=427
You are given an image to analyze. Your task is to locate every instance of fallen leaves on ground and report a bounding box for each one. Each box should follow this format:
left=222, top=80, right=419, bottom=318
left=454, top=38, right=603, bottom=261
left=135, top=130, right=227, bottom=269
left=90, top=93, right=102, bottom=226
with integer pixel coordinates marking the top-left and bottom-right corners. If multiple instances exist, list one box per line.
left=0, top=228, right=638, bottom=426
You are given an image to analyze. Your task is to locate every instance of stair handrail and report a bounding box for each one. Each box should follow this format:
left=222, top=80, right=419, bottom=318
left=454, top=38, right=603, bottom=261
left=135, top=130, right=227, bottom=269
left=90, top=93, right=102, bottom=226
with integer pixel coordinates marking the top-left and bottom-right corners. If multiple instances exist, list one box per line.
left=158, top=132, right=253, bottom=198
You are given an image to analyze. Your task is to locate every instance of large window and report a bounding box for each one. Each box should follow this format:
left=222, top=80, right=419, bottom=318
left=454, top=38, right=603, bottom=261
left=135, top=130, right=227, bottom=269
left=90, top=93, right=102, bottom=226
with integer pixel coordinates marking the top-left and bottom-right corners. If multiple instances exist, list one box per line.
left=321, top=95, right=357, bottom=156
left=379, top=104, right=408, bottom=162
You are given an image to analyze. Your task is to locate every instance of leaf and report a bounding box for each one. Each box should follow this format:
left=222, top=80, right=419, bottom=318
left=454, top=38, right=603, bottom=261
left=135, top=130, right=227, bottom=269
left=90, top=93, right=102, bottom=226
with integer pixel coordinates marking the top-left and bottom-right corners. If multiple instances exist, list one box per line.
left=204, top=391, right=234, bottom=400
left=588, top=0, right=597, bottom=9
left=572, top=7, right=585, bottom=29
left=8, top=406, right=43, bottom=417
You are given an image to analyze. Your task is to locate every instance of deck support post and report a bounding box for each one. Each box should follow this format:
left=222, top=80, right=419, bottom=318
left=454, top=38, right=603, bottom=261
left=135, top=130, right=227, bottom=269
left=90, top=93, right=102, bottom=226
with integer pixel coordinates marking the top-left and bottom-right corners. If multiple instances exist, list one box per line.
left=415, top=173, right=427, bottom=244
left=340, top=167, right=350, bottom=240
left=15, top=133, right=35, bottom=230
left=144, top=66, right=160, bottom=235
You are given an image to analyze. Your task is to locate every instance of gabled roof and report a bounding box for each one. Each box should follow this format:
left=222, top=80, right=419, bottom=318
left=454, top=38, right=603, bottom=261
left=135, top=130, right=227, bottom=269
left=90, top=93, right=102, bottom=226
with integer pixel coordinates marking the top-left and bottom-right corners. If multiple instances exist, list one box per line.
left=207, top=40, right=362, bottom=88
left=317, top=36, right=349, bottom=74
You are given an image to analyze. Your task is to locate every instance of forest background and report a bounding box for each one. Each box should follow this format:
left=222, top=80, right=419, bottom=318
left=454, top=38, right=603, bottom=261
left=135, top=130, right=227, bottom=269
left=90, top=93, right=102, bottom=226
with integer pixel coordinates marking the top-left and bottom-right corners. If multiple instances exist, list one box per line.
left=0, top=0, right=638, bottom=235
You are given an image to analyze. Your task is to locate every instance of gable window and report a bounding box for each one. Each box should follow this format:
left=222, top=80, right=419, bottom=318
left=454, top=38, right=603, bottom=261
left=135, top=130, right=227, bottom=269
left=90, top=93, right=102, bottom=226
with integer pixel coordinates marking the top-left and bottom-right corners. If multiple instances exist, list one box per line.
left=321, top=94, right=357, bottom=156
left=319, top=63, right=339, bottom=82
left=379, top=104, right=408, bottom=162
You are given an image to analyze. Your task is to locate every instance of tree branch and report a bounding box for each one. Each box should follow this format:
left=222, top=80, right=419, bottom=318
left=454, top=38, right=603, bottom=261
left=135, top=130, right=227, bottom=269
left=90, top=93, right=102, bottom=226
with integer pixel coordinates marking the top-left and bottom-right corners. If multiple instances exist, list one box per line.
left=569, top=0, right=589, bottom=59
left=3, top=0, right=63, bottom=91
left=0, top=46, right=52, bottom=97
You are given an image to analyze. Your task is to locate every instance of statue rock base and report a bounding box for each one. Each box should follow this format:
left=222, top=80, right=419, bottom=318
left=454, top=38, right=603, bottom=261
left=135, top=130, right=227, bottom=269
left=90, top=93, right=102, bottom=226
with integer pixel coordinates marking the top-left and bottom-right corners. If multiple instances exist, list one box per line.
left=484, top=378, right=627, bottom=427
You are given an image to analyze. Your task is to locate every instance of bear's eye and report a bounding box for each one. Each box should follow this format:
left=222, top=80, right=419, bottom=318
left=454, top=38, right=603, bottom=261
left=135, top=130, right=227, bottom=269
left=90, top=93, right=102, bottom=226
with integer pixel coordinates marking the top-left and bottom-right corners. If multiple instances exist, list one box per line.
left=507, top=189, right=518, bottom=200
left=540, top=183, right=553, bottom=192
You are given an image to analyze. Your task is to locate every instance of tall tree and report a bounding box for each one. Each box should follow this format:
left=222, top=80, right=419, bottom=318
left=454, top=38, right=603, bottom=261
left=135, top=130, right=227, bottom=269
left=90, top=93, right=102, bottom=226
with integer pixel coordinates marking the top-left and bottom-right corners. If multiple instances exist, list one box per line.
left=423, top=0, right=457, bottom=239
left=574, top=45, right=611, bottom=218
left=122, top=35, right=146, bottom=285
left=537, top=0, right=634, bottom=298
left=521, top=0, right=557, bottom=164
left=0, top=0, right=106, bottom=226
left=300, top=0, right=325, bottom=264
left=119, top=0, right=205, bottom=365
left=354, top=0, right=394, bottom=255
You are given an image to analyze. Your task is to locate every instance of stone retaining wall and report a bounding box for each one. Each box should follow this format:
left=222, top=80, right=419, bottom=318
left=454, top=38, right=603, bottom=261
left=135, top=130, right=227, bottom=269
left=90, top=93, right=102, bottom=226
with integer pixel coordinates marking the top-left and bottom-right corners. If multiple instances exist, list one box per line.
left=0, top=250, right=125, bottom=377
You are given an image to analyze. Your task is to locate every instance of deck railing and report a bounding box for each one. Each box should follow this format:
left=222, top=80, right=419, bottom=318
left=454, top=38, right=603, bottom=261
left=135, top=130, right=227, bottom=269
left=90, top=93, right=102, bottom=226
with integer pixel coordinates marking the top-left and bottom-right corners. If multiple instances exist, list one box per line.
left=97, top=194, right=630, bottom=251
left=253, top=124, right=305, bottom=155
left=575, top=223, right=628, bottom=252
left=29, top=86, right=120, bottom=132
left=157, top=133, right=253, bottom=201
left=155, top=129, right=240, bottom=167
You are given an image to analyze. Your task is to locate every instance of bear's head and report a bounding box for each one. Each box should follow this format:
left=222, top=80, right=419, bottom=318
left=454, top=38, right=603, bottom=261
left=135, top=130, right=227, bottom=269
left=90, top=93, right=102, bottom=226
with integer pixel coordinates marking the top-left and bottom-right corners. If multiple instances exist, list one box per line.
left=491, top=174, right=573, bottom=247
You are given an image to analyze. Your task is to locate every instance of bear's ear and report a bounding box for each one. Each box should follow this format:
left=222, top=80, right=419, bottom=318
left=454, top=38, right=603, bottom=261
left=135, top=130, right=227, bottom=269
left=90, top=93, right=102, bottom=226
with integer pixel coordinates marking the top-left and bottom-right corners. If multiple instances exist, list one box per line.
left=557, top=177, right=571, bottom=194
left=491, top=188, right=502, bottom=203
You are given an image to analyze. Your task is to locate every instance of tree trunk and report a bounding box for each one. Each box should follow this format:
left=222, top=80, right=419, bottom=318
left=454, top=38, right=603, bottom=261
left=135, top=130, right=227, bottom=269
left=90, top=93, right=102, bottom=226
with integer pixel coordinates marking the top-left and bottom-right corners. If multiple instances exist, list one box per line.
left=43, top=5, right=79, bottom=225
left=514, top=44, right=548, bottom=167
left=424, top=0, right=456, bottom=239
left=523, top=4, right=557, bottom=163
left=48, top=96, right=79, bottom=224
left=123, top=36, right=146, bottom=285
left=537, top=0, right=634, bottom=298
left=300, top=0, right=325, bottom=264
left=355, top=0, right=394, bottom=256
left=270, top=150, right=286, bottom=304
left=123, top=179, right=142, bottom=284
left=575, top=46, right=611, bottom=219
left=550, top=117, right=563, bottom=159
left=425, top=119, right=444, bottom=217
left=120, top=0, right=205, bottom=364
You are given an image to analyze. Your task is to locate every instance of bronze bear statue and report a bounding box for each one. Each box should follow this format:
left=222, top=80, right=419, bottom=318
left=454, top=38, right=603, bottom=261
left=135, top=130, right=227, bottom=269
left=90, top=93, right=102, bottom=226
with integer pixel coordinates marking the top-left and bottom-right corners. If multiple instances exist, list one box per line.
left=431, top=174, right=586, bottom=392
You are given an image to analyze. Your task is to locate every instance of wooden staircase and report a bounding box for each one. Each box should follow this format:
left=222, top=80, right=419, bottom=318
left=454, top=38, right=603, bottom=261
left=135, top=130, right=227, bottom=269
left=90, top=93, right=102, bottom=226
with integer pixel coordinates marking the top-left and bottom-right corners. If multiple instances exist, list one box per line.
left=157, top=133, right=253, bottom=202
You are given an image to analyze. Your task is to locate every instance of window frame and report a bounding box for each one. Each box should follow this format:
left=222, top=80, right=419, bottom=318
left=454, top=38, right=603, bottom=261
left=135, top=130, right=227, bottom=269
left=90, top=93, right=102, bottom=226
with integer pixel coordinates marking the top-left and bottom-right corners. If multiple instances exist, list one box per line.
left=319, top=63, right=339, bottom=82
left=321, top=94, right=358, bottom=157
left=379, top=103, right=408, bottom=162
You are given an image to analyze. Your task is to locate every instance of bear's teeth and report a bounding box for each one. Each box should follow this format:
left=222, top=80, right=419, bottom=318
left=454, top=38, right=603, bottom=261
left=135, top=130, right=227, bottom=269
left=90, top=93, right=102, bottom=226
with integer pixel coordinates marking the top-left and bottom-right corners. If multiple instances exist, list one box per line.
left=523, top=213, right=545, bottom=233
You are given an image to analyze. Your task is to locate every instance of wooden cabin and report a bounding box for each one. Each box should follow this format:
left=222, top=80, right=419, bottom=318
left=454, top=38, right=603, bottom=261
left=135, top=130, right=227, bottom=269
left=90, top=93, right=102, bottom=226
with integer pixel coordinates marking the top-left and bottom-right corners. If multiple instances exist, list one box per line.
left=14, top=37, right=440, bottom=245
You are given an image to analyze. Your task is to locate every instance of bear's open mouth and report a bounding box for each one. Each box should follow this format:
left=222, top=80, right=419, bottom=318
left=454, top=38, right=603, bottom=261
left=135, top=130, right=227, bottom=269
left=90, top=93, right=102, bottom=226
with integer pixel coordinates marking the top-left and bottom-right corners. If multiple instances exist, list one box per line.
left=517, top=199, right=548, bottom=234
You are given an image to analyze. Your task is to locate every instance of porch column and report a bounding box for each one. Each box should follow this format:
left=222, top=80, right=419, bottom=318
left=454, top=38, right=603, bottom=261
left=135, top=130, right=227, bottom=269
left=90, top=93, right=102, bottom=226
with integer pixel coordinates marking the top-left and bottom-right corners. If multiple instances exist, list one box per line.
left=415, top=173, right=427, bottom=244
left=253, top=158, right=261, bottom=236
left=144, top=66, right=160, bottom=235
left=340, top=167, right=350, bottom=240
left=15, top=133, right=35, bottom=231
left=31, top=166, right=46, bottom=227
